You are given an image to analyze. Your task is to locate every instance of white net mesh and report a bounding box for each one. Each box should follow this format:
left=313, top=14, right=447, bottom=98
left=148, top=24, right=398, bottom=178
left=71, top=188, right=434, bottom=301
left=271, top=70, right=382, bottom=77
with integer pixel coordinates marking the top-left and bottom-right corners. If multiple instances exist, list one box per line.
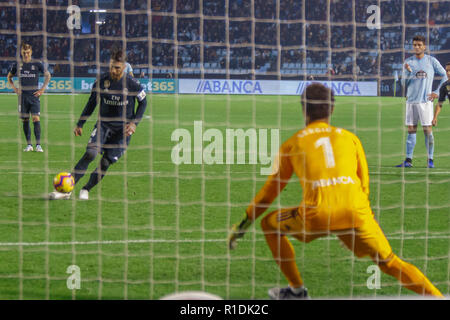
left=0, top=0, right=449, bottom=300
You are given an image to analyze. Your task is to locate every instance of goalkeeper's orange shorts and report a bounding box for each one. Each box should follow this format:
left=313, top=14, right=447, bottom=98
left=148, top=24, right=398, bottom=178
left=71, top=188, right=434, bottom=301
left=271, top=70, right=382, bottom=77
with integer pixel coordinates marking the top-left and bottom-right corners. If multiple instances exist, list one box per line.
left=262, top=207, right=393, bottom=261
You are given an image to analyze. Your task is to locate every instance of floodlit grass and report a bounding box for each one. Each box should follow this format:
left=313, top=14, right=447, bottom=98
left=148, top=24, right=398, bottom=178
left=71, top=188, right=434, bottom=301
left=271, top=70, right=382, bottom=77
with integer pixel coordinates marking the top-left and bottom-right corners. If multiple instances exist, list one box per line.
left=0, top=93, right=449, bottom=299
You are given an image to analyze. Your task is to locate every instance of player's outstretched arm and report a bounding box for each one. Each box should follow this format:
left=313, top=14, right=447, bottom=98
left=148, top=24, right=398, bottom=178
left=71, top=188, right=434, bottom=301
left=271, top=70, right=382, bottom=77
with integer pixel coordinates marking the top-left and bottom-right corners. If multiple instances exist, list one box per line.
left=228, top=213, right=253, bottom=250
left=126, top=85, right=147, bottom=136
left=432, top=103, right=443, bottom=126
left=432, top=58, right=448, bottom=96
left=7, top=72, right=19, bottom=94
left=34, top=71, right=51, bottom=97
left=401, top=62, right=412, bottom=88
left=228, top=143, right=293, bottom=250
left=76, top=82, right=98, bottom=129
left=133, top=86, right=148, bottom=123
left=355, top=135, right=370, bottom=197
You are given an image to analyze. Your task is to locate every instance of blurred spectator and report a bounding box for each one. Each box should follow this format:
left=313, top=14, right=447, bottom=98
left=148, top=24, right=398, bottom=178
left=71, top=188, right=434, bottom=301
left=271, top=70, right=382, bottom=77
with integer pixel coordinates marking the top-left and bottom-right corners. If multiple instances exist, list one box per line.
left=177, top=18, right=200, bottom=42
left=0, top=7, right=16, bottom=30
left=20, top=8, right=42, bottom=32
left=204, top=20, right=225, bottom=43
left=126, top=14, right=148, bottom=38
left=203, top=0, right=224, bottom=16
left=255, top=23, right=277, bottom=46
left=255, top=0, right=276, bottom=19
left=229, top=21, right=251, bottom=44
left=176, top=0, right=199, bottom=14
left=280, top=0, right=302, bottom=20
left=229, top=0, right=251, bottom=17
left=0, top=0, right=448, bottom=79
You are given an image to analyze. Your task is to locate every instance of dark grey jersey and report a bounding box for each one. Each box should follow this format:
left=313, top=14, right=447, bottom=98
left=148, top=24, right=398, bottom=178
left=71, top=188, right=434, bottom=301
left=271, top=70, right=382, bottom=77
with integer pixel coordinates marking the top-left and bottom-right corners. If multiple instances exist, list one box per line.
left=9, top=62, right=45, bottom=94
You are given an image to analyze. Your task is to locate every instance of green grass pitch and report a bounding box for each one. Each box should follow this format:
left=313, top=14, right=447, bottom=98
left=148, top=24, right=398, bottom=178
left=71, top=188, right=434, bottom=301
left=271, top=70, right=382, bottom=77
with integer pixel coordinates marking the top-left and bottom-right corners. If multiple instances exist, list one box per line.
left=0, top=93, right=449, bottom=299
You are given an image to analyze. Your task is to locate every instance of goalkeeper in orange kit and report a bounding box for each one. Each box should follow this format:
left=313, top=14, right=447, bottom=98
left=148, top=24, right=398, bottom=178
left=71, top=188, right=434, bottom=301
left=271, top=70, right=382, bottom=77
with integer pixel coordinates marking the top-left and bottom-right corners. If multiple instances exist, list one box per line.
left=228, top=83, right=443, bottom=299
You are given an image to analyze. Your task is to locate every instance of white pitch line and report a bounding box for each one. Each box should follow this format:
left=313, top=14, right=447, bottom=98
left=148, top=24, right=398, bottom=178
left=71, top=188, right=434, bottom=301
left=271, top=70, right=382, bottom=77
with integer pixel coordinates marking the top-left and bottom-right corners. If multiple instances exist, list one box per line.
left=0, top=238, right=224, bottom=247
left=0, top=233, right=449, bottom=247
left=371, top=170, right=450, bottom=175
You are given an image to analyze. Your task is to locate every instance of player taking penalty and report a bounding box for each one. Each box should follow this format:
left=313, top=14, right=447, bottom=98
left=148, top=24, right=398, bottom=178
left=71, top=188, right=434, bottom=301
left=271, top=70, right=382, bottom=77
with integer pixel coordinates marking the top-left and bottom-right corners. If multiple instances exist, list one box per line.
left=49, top=49, right=147, bottom=200
left=397, top=35, right=447, bottom=168
left=228, top=83, right=443, bottom=300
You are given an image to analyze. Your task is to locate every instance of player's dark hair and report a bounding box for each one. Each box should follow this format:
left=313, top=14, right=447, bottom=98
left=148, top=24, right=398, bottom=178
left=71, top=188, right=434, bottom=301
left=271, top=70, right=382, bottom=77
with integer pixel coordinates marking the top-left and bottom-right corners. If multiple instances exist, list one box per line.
left=412, top=35, right=426, bottom=44
left=111, top=49, right=126, bottom=63
left=301, top=83, right=335, bottom=121
left=21, top=43, right=32, bottom=50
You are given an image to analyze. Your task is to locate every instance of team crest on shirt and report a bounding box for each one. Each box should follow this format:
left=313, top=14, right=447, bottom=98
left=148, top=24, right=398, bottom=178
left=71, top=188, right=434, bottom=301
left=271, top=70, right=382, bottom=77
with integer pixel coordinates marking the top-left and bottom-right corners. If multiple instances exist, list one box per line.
left=104, top=80, right=110, bottom=91
left=31, top=65, right=35, bottom=71
left=415, top=70, right=427, bottom=79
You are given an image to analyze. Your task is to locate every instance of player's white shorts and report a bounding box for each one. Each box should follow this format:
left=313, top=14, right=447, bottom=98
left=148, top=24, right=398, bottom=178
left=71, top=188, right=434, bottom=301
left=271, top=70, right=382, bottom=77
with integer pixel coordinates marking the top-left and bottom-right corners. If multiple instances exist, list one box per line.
left=405, top=101, right=433, bottom=126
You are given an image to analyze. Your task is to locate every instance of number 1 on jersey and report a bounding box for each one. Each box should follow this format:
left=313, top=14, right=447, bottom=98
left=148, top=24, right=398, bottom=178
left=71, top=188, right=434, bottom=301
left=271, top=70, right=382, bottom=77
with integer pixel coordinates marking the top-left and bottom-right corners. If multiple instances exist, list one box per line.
left=315, top=137, right=335, bottom=168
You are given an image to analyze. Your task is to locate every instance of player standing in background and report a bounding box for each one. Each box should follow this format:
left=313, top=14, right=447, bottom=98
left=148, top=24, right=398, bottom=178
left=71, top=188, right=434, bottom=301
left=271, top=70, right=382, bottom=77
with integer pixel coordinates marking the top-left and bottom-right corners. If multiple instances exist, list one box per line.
left=432, top=62, right=450, bottom=126
left=125, top=62, right=134, bottom=77
left=7, top=43, right=51, bottom=152
left=49, top=49, right=147, bottom=200
left=228, top=83, right=443, bottom=300
left=396, top=35, right=447, bottom=168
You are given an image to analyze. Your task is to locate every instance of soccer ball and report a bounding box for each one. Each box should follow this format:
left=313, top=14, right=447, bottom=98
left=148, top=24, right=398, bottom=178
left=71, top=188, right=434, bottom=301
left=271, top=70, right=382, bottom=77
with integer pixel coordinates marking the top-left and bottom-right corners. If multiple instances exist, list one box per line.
left=53, top=172, right=74, bottom=193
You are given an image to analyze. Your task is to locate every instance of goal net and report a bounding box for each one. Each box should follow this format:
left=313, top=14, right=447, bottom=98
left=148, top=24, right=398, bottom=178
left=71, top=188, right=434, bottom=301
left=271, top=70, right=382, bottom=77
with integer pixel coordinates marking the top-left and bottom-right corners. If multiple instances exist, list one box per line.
left=0, top=0, right=449, bottom=300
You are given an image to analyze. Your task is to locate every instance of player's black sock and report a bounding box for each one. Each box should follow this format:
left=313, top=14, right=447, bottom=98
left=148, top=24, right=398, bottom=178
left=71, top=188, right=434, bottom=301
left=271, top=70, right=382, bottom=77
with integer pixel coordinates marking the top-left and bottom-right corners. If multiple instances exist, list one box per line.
left=23, top=120, right=31, bottom=145
left=83, top=157, right=111, bottom=191
left=73, top=148, right=98, bottom=184
left=33, top=121, right=41, bottom=145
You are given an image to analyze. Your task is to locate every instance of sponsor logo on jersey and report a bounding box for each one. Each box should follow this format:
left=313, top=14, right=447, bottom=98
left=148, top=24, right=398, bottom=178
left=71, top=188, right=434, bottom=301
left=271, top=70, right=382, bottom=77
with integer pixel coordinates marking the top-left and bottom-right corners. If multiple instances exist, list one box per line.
left=415, top=70, right=427, bottom=79
left=311, top=176, right=355, bottom=190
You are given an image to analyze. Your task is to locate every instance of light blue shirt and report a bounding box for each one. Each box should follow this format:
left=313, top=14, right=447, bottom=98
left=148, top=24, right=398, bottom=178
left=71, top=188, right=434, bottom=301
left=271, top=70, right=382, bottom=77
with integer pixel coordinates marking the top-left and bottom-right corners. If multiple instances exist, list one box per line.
left=125, top=62, right=133, bottom=76
left=402, top=54, right=447, bottom=103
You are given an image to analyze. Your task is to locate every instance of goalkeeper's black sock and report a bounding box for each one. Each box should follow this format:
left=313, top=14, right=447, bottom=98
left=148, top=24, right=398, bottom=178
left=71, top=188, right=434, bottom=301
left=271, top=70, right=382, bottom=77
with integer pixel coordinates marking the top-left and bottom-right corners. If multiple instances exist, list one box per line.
left=23, top=120, right=31, bottom=145
left=33, top=121, right=41, bottom=145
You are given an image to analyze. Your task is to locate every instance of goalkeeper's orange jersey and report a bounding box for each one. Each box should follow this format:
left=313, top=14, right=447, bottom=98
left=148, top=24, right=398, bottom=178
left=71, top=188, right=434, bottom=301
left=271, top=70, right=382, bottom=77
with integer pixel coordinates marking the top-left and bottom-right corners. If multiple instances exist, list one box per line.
left=246, top=120, right=373, bottom=230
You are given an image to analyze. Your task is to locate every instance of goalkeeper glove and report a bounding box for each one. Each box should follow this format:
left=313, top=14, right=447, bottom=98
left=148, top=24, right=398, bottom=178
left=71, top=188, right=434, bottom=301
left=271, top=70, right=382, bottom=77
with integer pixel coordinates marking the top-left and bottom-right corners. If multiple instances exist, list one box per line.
left=228, top=213, right=252, bottom=250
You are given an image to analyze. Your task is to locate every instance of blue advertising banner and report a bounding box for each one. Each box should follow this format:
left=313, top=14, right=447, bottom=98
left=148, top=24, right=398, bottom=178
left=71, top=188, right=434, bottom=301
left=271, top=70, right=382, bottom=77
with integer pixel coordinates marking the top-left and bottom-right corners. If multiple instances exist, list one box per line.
left=0, top=77, right=177, bottom=94
left=1, top=77, right=378, bottom=96
left=179, top=79, right=378, bottom=96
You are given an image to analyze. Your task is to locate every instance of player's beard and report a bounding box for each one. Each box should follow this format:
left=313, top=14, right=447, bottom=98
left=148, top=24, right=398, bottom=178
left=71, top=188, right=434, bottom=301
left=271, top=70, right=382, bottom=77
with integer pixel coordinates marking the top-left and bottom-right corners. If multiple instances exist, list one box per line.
left=110, top=71, right=123, bottom=81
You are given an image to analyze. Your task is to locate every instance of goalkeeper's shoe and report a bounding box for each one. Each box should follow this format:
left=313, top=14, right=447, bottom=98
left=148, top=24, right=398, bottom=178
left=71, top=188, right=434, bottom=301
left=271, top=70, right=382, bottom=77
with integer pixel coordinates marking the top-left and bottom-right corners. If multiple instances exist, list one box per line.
left=49, top=191, right=71, bottom=200
left=35, top=145, right=44, bottom=152
left=428, top=159, right=434, bottom=168
left=268, top=287, right=310, bottom=300
left=395, top=160, right=413, bottom=168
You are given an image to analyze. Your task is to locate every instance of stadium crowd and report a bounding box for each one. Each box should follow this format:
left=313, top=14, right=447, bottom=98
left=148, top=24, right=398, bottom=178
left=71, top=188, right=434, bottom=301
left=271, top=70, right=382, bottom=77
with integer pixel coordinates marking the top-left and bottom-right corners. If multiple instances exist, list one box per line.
left=0, top=0, right=448, bottom=79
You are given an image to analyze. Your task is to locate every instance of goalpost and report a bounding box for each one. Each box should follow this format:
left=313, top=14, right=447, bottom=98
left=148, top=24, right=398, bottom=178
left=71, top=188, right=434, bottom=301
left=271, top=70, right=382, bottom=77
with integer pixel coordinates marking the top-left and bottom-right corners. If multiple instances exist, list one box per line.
left=0, top=0, right=449, bottom=300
